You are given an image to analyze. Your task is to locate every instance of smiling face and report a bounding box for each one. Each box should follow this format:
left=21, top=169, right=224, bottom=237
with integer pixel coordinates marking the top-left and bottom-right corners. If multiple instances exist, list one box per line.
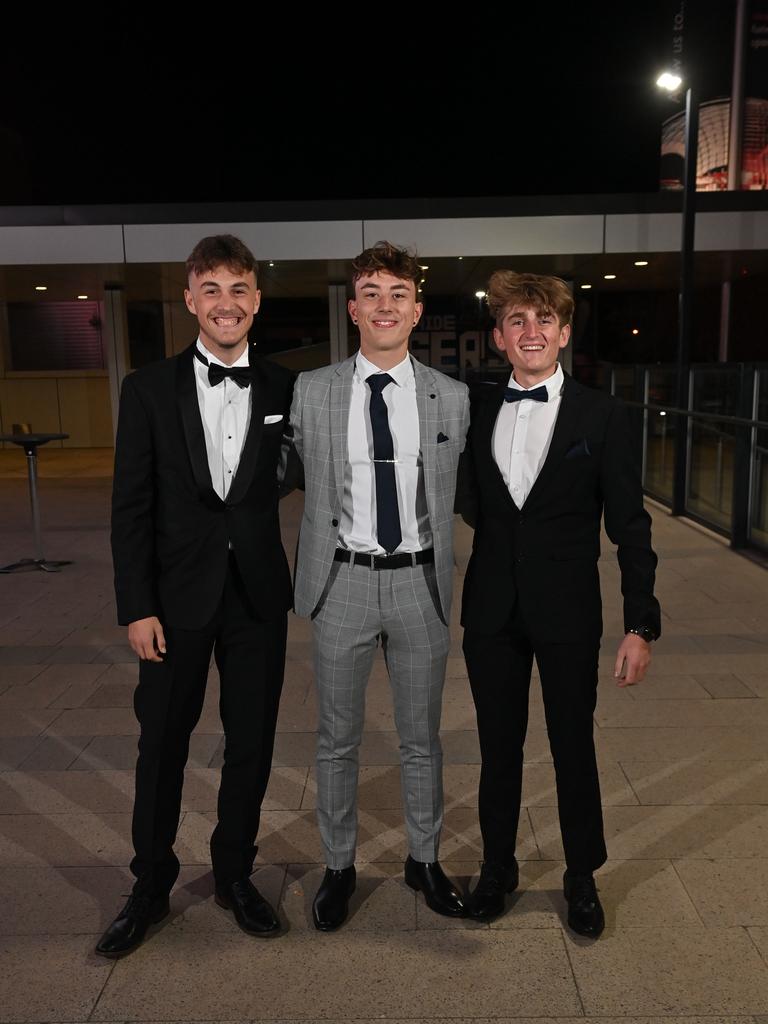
left=493, top=304, right=570, bottom=388
left=184, top=264, right=261, bottom=364
left=348, top=271, right=423, bottom=369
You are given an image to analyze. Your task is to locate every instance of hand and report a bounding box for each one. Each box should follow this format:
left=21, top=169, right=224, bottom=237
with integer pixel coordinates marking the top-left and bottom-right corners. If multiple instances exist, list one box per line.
left=614, top=632, right=651, bottom=687
left=128, top=616, right=167, bottom=662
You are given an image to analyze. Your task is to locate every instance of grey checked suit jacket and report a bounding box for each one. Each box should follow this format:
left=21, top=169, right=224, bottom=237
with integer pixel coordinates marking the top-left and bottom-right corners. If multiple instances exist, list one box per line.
left=288, top=353, right=469, bottom=622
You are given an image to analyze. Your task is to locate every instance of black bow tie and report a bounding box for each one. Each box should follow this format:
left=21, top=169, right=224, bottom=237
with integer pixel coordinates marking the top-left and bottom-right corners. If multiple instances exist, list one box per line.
left=195, top=348, right=251, bottom=389
left=504, top=385, right=548, bottom=403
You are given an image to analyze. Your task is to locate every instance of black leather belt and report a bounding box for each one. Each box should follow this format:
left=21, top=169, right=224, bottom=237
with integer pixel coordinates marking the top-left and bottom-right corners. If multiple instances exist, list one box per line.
left=334, top=548, right=434, bottom=570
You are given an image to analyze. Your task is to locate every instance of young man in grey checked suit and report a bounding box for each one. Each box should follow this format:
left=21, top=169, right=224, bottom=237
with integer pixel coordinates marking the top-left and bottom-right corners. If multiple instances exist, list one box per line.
left=287, top=241, right=470, bottom=929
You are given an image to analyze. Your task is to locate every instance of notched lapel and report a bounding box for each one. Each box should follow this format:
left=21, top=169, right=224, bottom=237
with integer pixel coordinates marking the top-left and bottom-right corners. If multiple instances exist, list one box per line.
left=331, top=358, right=354, bottom=511
left=414, top=360, right=439, bottom=514
left=482, top=384, right=520, bottom=512
left=176, top=346, right=220, bottom=508
left=226, top=354, right=267, bottom=506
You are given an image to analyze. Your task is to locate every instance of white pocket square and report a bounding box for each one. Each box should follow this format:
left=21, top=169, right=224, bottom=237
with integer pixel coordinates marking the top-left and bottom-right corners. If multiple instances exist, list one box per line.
left=263, top=414, right=283, bottom=424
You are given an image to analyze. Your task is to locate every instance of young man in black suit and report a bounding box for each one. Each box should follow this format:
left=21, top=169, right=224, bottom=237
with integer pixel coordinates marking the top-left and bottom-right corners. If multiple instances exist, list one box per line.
left=458, top=271, right=660, bottom=938
left=97, top=235, right=294, bottom=956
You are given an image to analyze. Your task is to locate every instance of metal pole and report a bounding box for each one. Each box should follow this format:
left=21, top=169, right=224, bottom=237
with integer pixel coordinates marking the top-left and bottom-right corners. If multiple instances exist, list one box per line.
left=672, top=84, right=699, bottom=516
left=26, top=449, right=44, bottom=561
left=727, top=0, right=749, bottom=191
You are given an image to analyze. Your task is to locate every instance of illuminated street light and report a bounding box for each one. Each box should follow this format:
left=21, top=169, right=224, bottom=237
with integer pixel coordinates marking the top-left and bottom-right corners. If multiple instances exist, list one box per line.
left=656, top=71, right=682, bottom=92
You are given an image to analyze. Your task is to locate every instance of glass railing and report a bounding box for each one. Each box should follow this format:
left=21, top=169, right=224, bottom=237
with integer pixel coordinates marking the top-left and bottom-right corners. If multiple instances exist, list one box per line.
left=586, top=362, right=768, bottom=555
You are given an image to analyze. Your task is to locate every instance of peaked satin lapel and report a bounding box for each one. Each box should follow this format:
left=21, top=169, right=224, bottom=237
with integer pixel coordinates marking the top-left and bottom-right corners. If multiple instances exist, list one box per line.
left=482, top=384, right=522, bottom=515
left=331, top=355, right=356, bottom=511
left=413, top=357, right=439, bottom=516
left=176, top=344, right=220, bottom=509
left=226, top=351, right=266, bottom=506
left=523, top=373, right=584, bottom=509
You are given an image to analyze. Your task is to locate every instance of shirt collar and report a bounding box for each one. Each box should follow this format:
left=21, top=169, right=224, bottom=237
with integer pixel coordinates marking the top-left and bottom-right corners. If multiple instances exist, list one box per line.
left=506, top=363, right=563, bottom=400
left=355, top=350, right=414, bottom=389
left=196, top=337, right=250, bottom=369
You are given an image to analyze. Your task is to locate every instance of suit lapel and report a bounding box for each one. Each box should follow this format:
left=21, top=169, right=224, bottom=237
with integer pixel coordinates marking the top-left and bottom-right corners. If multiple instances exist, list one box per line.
left=480, top=384, right=522, bottom=514
left=523, top=373, right=584, bottom=508
left=226, top=348, right=266, bottom=506
left=413, top=357, right=438, bottom=517
left=331, top=355, right=356, bottom=511
left=176, top=344, right=221, bottom=508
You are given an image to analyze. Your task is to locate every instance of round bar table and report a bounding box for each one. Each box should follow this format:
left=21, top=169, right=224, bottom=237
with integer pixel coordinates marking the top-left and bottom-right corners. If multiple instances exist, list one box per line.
left=0, top=433, right=73, bottom=573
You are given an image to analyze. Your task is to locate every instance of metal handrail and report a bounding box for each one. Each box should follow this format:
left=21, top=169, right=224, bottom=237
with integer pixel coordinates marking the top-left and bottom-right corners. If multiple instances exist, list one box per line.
left=623, top=399, right=767, bottom=431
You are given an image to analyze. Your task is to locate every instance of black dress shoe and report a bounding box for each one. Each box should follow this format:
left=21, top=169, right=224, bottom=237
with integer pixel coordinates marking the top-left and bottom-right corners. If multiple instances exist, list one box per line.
left=466, top=859, right=519, bottom=921
left=312, top=866, right=356, bottom=931
left=95, top=893, right=170, bottom=958
left=404, top=856, right=466, bottom=917
left=215, top=878, right=280, bottom=936
left=563, top=871, right=605, bottom=938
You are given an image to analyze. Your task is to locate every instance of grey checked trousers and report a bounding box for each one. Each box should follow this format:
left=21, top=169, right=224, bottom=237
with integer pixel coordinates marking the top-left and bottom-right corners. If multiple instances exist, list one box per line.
left=311, top=559, right=450, bottom=868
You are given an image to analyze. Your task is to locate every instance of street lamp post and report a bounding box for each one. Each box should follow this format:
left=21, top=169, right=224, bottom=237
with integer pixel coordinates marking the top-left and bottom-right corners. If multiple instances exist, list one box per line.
left=658, top=72, right=698, bottom=517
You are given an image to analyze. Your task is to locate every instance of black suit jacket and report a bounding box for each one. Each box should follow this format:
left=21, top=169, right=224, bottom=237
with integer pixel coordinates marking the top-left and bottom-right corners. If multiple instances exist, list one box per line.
left=111, top=342, right=294, bottom=630
left=457, top=373, right=661, bottom=645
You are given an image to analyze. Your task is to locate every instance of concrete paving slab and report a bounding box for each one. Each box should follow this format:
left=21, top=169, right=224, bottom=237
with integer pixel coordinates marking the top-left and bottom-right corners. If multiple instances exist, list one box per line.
left=674, top=858, right=768, bottom=926
left=90, top=930, right=581, bottom=1021
left=567, top=926, right=768, bottom=1015
left=0, top=933, right=113, bottom=1023
left=531, top=804, right=768, bottom=860
left=622, top=760, right=768, bottom=805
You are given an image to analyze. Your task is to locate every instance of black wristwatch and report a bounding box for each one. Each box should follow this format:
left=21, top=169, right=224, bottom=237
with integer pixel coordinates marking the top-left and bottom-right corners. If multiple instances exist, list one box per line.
left=626, top=626, right=658, bottom=643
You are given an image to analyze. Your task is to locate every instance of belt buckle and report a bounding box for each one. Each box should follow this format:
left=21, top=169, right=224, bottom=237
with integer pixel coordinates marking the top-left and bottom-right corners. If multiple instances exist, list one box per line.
left=371, top=553, right=384, bottom=570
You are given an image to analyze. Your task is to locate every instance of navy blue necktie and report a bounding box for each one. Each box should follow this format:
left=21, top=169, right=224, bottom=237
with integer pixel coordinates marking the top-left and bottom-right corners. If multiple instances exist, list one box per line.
left=366, top=374, right=402, bottom=554
left=504, top=385, right=548, bottom=403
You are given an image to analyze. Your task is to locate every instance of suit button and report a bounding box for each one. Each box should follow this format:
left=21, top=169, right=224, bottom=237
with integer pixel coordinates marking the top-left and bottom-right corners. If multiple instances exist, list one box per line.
left=331, top=518, right=338, bottom=527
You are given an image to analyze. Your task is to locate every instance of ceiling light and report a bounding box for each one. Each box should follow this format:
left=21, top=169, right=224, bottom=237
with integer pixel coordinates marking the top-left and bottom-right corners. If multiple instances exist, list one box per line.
left=604, top=274, right=616, bottom=280
left=634, top=260, right=649, bottom=267
left=77, top=294, right=88, bottom=300
left=475, top=290, right=486, bottom=299
left=35, top=285, right=47, bottom=291
left=632, top=328, right=639, bottom=335
left=580, top=284, right=592, bottom=290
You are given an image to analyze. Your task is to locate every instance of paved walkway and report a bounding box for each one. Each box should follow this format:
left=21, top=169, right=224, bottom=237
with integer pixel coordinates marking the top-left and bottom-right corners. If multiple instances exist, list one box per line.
left=1, top=450, right=768, bottom=1023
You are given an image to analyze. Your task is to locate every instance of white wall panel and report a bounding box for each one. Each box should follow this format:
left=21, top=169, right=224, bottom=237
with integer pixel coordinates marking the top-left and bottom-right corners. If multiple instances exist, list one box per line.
left=363, top=216, right=604, bottom=256
left=123, top=221, right=363, bottom=263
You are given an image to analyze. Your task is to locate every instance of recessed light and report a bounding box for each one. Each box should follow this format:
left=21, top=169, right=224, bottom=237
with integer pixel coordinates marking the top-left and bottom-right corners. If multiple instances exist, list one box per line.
left=604, top=274, right=617, bottom=280
left=634, top=260, right=649, bottom=267
left=77, top=294, right=88, bottom=300
left=35, top=285, right=47, bottom=291
left=580, top=284, right=592, bottom=290
left=475, top=290, right=486, bottom=299
left=632, top=328, right=639, bottom=335
left=458, top=256, right=463, bottom=261
left=268, top=261, right=275, bottom=267
left=419, top=264, right=429, bottom=270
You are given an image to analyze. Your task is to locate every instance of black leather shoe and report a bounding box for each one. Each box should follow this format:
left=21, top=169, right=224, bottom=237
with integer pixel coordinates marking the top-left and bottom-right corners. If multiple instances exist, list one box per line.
left=95, top=893, right=170, bottom=958
left=466, top=859, right=519, bottom=921
left=215, top=878, right=280, bottom=936
left=563, top=871, right=605, bottom=938
left=404, top=856, right=466, bottom=917
left=312, top=866, right=356, bottom=931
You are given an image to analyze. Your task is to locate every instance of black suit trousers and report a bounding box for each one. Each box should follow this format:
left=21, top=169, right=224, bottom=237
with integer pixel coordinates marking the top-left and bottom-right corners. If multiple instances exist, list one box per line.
left=130, top=556, right=287, bottom=896
left=464, top=608, right=607, bottom=874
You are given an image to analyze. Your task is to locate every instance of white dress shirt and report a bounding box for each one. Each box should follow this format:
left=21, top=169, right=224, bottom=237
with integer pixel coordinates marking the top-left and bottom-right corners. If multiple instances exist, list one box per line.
left=339, top=351, right=431, bottom=554
left=194, top=338, right=252, bottom=500
left=492, top=363, right=564, bottom=508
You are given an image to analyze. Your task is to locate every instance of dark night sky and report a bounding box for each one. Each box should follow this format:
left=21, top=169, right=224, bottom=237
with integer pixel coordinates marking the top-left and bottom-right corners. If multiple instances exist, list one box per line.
left=0, top=3, right=736, bottom=207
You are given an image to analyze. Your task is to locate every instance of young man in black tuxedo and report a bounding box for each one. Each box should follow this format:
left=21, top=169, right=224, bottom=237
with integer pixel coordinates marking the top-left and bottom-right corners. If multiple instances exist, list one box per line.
left=97, top=235, right=294, bottom=956
left=458, top=271, right=660, bottom=938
